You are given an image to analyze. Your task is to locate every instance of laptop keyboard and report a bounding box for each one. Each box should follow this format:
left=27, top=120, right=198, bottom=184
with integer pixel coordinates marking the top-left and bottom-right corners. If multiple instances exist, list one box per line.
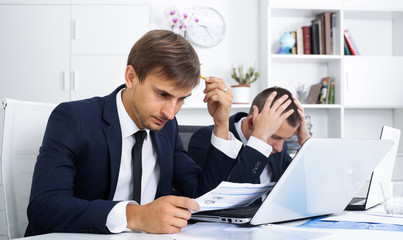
left=193, top=204, right=260, bottom=218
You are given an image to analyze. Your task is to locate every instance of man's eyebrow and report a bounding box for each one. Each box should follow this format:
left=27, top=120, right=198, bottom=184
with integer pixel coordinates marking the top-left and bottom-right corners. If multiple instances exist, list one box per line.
left=156, top=87, right=192, bottom=99
left=271, top=134, right=283, bottom=140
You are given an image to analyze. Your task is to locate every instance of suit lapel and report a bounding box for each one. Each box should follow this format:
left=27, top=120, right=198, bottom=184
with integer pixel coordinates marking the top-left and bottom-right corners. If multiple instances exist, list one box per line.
left=102, top=85, right=125, bottom=199
left=150, top=131, right=170, bottom=197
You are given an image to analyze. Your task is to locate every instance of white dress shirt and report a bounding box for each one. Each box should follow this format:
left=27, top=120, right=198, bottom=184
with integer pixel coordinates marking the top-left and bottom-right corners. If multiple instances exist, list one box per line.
left=106, top=88, right=243, bottom=233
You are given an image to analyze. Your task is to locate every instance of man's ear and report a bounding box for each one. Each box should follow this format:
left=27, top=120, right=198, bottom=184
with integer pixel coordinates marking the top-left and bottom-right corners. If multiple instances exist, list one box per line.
left=125, top=65, right=137, bottom=88
left=246, top=115, right=254, bottom=130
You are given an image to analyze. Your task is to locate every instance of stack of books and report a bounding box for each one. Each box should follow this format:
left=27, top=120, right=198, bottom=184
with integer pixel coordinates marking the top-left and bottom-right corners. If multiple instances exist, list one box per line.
left=289, top=12, right=336, bottom=55
left=306, top=77, right=335, bottom=104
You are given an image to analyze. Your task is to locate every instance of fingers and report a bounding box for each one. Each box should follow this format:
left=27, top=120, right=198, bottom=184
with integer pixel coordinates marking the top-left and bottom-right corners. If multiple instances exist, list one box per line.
left=250, top=91, right=295, bottom=143
left=203, top=76, right=232, bottom=103
left=203, top=76, right=229, bottom=93
left=127, top=196, right=199, bottom=234
left=292, top=95, right=304, bottom=113
left=260, top=92, right=292, bottom=117
left=167, top=196, right=200, bottom=212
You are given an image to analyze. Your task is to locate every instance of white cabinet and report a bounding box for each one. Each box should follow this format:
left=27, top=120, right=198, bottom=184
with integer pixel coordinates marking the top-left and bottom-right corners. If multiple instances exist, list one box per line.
left=344, top=57, right=403, bottom=107
left=0, top=5, right=71, bottom=103
left=71, top=5, right=149, bottom=55
left=69, top=4, right=150, bottom=101
left=259, top=0, right=403, bottom=152
left=70, top=56, right=127, bottom=100
left=0, top=1, right=150, bottom=104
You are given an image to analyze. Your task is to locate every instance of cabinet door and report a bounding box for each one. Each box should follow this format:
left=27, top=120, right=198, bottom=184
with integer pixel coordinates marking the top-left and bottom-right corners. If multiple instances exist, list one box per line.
left=0, top=5, right=71, bottom=103
left=70, top=56, right=127, bottom=100
left=343, top=57, right=403, bottom=107
left=71, top=5, right=150, bottom=55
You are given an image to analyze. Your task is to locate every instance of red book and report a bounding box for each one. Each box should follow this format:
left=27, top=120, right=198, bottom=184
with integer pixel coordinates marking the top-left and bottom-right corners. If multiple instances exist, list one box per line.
left=302, top=26, right=311, bottom=54
left=344, top=29, right=357, bottom=55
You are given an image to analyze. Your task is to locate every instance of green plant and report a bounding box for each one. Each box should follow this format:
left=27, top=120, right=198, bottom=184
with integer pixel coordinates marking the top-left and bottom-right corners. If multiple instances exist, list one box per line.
left=231, top=64, right=260, bottom=85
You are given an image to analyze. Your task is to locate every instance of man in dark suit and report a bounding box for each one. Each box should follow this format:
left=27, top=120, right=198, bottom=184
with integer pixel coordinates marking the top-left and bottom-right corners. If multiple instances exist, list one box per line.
left=188, top=87, right=311, bottom=185
left=26, top=30, right=238, bottom=236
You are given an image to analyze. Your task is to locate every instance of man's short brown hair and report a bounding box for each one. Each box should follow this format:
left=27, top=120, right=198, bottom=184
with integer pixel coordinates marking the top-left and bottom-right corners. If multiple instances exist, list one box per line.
left=127, top=30, right=200, bottom=89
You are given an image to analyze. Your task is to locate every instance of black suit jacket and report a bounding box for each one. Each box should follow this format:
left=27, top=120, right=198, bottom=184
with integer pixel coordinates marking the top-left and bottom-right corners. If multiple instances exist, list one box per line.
left=26, top=85, right=236, bottom=236
left=188, top=112, right=293, bottom=184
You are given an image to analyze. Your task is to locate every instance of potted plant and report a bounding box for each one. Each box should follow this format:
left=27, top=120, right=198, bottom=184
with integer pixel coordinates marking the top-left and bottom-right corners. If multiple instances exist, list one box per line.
left=230, top=64, right=260, bottom=104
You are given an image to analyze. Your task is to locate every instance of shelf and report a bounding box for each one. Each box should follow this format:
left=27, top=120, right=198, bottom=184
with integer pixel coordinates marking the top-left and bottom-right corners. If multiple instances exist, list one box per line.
left=344, top=105, right=403, bottom=109
left=271, top=54, right=341, bottom=63
left=302, top=104, right=341, bottom=109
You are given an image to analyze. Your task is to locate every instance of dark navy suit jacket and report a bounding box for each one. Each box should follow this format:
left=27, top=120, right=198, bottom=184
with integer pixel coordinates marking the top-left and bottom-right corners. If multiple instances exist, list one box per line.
left=26, top=85, right=236, bottom=236
left=188, top=112, right=293, bottom=184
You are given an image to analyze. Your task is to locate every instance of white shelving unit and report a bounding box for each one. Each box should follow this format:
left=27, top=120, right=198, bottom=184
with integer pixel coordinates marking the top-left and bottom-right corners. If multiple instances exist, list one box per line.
left=259, top=0, right=403, bottom=179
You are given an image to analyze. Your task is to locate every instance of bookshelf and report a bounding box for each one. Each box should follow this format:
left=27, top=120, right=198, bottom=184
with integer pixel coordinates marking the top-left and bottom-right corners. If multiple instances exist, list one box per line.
left=259, top=0, right=403, bottom=160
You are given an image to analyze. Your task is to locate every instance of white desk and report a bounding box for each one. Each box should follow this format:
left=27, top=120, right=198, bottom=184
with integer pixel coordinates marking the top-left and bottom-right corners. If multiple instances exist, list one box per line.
left=16, top=219, right=403, bottom=240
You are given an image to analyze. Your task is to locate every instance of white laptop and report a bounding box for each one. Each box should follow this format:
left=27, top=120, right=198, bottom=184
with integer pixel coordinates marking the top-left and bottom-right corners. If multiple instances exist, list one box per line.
left=346, top=126, right=401, bottom=210
left=191, top=138, right=393, bottom=226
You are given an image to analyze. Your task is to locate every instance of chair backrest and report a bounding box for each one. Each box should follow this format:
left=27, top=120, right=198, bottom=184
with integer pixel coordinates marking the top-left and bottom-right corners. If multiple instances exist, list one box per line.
left=178, top=125, right=204, bottom=151
left=0, top=98, right=56, bottom=239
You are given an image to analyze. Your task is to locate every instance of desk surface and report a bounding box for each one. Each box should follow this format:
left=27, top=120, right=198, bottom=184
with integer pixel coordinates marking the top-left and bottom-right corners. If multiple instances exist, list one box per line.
left=16, top=220, right=403, bottom=240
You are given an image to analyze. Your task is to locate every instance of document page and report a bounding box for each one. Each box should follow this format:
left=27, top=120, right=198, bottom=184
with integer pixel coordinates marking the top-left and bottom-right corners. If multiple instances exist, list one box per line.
left=195, top=181, right=274, bottom=212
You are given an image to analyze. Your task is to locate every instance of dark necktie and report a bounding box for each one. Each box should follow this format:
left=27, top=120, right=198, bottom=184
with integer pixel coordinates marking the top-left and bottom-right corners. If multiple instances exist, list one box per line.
left=132, top=130, right=146, bottom=204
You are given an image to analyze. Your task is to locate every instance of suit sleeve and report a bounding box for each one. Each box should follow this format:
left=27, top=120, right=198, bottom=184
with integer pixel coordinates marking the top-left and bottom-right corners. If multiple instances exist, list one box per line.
left=187, top=127, right=214, bottom=169
left=188, top=126, right=290, bottom=184
left=173, top=124, right=236, bottom=197
left=188, top=127, right=267, bottom=184
left=26, top=103, right=117, bottom=236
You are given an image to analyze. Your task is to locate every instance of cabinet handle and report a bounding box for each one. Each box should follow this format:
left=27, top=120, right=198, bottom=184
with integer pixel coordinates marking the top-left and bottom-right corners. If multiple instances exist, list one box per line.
left=62, top=71, right=68, bottom=90
left=71, top=71, right=77, bottom=90
left=72, top=20, right=77, bottom=39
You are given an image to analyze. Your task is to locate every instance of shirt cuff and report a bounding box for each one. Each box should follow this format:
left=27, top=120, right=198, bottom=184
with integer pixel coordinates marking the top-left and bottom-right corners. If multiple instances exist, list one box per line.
left=246, top=136, right=273, bottom=158
left=106, top=201, right=136, bottom=233
left=211, top=131, right=243, bottom=159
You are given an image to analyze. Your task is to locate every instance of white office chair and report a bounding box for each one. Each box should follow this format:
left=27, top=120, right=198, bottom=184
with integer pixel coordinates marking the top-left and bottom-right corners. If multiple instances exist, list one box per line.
left=0, top=98, right=56, bottom=239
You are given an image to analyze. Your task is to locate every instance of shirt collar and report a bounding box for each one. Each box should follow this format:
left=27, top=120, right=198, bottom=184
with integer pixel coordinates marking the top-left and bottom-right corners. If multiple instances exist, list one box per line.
left=234, top=116, right=248, bottom=145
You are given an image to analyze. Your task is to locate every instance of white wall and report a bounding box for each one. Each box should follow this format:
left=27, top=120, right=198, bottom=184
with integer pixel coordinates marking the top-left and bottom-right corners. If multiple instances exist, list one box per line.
left=150, top=0, right=260, bottom=125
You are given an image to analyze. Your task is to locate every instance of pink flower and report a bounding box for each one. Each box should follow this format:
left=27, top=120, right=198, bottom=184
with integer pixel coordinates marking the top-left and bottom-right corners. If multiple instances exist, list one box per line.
left=165, top=7, right=199, bottom=37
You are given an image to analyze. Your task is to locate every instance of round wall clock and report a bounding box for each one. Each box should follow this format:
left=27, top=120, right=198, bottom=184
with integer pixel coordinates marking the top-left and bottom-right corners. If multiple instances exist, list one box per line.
left=187, top=7, right=225, bottom=48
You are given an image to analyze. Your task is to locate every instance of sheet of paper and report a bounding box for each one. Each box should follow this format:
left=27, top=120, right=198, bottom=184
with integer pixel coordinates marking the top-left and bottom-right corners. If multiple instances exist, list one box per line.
left=195, top=181, right=274, bottom=212
left=321, top=211, right=403, bottom=225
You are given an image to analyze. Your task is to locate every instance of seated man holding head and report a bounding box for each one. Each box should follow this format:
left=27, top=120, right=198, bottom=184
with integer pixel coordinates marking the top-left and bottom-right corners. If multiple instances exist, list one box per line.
left=188, top=87, right=311, bottom=185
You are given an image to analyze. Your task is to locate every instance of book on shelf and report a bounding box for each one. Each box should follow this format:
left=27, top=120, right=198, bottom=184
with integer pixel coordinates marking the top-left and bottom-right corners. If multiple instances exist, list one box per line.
left=306, top=82, right=322, bottom=104
left=328, top=80, right=335, bottom=104
left=344, top=29, right=360, bottom=55
left=290, top=31, right=297, bottom=54
left=296, top=28, right=304, bottom=55
left=318, top=77, right=330, bottom=104
left=302, top=26, right=311, bottom=54
left=344, top=38, right=351, bottom=55
left=331, top=12, right=337, bottom=55
left=321, top=12, right=332, bottom=55
left=310, top=22, right=320, bottom=54
left=311, top=18, right=323, bottom=54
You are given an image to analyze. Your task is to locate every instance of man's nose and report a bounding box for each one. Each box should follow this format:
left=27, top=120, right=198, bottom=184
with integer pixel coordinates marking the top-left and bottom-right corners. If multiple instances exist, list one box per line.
left=162, top=101, right=177, bottom=120
left=273, top=141, right=284, bottom=153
